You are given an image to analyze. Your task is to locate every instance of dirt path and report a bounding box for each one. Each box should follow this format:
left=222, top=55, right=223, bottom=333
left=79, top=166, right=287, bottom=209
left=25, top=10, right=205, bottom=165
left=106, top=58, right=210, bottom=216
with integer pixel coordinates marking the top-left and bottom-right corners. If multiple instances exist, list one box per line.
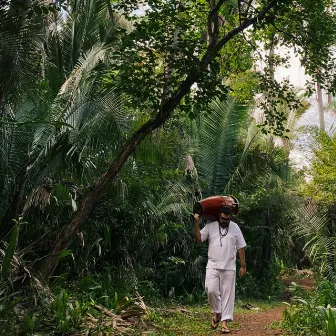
left=220, top=272, right=315, bottom=336
left=228, top=305, right=286, bottom=336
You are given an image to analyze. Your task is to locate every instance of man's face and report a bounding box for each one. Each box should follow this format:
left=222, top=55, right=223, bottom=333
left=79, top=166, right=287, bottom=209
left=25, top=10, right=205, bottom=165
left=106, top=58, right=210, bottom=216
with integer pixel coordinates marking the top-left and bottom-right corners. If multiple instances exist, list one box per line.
left=219, top=213, right=231, bottom=227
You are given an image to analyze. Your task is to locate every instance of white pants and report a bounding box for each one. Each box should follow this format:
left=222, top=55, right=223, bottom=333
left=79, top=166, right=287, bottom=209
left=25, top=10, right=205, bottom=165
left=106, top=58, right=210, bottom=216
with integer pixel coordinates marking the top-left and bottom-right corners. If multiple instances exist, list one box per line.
left=205, top=268, right=236, bottom=321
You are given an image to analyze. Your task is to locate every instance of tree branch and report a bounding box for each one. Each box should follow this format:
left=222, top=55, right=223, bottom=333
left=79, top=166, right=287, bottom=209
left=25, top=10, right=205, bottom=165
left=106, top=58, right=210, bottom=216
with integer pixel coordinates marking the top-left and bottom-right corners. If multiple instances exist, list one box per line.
left=245, top=0, right=254, bottom=16
left=269, top=21, right=301, bottom=44
left=216, top=0, right=226, bottom=11
left=242, top=30, right=265, bottom=63
left=207, top=0, right=227, bottom=46
left=202, top=0, right=277, bottom=64
left=207, top=0, right=217, bottom=46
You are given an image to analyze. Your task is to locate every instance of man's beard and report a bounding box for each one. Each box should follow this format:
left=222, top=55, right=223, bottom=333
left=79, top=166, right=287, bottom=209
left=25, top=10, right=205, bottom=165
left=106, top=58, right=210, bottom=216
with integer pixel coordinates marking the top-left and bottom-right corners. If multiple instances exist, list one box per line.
left=220, top=222, right=230, bottom=228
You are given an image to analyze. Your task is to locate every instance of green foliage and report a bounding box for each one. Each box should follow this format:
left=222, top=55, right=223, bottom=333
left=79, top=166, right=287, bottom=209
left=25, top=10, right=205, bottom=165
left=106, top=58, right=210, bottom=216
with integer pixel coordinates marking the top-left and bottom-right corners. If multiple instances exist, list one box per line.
left=50, top=290, right=89, bottom=332
left=23, top=313, right=37, bottom=334
left=258, top=72, right=300, bottom=136
left=304, top=132, right=336, bottom=206
left=236, top=272, right=263, bottom=299
left=283, top=297, right=324, bottom=336
left=112, top=0, right=226, bottom=112
left=229, top=71, right=260, bottom=104
left=283, top=278, right=336, bottom=336
left=0, top=0, right=130, bottom=249
left=317, top=306, right=336, bottom=336
left=291, top=205, right=332, bottom=274
left=111, top=0, right=336, bottom=134
left=0, top=281, right=23, bottom=334
left=1, top=0, right=334, bottom=332
left=1, top=218, right=24, bottom=276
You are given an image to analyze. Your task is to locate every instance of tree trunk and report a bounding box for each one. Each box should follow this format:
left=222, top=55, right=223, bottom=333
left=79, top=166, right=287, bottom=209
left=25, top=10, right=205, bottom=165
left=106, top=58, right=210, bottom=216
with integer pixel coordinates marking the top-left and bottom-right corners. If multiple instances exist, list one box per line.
left=39, top=2, right=277, bottom=279
left=260, top=209, right=271, bottom=279
left=316, top=82, right=325, bottom=132
left=1, top=165, right=29, bottom=240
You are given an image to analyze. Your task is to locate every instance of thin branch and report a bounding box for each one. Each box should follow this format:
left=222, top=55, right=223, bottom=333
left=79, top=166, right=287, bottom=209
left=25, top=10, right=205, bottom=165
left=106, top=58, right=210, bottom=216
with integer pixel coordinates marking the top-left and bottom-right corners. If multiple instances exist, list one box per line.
left=202, top=0, right=277, bottom=64
left=269, top=21, right=301, bottom=44
left=238, top=0, right=255, bottom=24
left=18, top=230, right=50, bottom=255
left=245, top=0, right=254, bottom=15
left=238, top=0, right=242, bottom=24
left=242, top=30, right=265, bottom=63
left=213, top=3, right=219, bottom=43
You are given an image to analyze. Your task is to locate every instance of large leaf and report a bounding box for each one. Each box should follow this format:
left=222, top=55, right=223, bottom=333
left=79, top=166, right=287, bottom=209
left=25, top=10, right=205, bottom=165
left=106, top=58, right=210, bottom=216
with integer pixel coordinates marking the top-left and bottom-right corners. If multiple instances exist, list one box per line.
left=2, top=223, right=19, bottom=276
left=197, top=96, right=249, bottom=194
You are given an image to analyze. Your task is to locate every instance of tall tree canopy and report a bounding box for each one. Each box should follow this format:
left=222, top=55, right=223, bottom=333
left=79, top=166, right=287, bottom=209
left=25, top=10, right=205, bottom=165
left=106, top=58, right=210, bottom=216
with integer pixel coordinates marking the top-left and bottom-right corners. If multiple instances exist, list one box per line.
left=1, top=0, right=336, bottom=278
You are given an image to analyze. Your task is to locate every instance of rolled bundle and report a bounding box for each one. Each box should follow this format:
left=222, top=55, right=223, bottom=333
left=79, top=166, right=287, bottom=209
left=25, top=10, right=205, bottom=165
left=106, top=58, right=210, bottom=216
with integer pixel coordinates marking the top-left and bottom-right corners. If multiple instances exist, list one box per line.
left=193, top=195, right=239, bottom=221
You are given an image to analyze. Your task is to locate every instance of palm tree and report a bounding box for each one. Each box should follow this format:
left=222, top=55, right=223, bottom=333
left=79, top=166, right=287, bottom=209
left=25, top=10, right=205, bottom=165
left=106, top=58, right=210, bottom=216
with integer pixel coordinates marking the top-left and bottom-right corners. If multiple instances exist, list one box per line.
left=292, top=204, right=334, bottom=277
left=192, top=93, right=301, bottom=281
left=0, top=1, right=129, bottom=244
left=294, top=131, right=336, bottom=278
left=196, top=96, right=249, bottom=195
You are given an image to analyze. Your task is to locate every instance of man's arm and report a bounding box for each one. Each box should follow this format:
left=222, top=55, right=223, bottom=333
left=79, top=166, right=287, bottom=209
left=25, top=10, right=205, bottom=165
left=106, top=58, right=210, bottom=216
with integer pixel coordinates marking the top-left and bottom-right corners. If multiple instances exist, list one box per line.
left=238, top=247, right=246, bottom=278
left=194, top=213, right=202, bottom=243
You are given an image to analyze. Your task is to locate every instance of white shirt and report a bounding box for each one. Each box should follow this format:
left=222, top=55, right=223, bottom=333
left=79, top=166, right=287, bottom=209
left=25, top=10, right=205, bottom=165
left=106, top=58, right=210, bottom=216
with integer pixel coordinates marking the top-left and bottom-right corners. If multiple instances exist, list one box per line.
left=200, top=220, right=246, bottom=270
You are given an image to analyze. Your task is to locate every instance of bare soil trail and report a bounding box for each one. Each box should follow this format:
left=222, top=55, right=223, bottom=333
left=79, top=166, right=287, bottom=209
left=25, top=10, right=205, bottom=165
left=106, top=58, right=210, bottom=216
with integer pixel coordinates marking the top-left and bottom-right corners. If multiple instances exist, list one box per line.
left=227, top=305, right=286, bottom=336
left=220, top=270, right=315, bottom=336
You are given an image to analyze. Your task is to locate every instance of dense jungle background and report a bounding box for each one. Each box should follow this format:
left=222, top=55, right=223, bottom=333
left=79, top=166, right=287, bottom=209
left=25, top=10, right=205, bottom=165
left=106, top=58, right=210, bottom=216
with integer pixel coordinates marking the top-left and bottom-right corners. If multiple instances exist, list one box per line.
left=1, top=0, right=336, bottom=335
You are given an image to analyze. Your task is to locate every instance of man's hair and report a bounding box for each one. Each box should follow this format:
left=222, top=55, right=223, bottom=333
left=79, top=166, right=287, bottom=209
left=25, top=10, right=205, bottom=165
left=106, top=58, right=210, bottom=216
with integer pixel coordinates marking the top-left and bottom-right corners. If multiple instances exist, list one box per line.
left=219, top=206, right=233, bottom=215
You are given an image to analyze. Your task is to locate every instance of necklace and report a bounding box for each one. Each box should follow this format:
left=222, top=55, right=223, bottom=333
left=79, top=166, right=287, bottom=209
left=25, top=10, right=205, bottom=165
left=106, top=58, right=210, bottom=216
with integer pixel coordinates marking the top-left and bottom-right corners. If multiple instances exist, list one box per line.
left=219, top=223, right=229, bottom=247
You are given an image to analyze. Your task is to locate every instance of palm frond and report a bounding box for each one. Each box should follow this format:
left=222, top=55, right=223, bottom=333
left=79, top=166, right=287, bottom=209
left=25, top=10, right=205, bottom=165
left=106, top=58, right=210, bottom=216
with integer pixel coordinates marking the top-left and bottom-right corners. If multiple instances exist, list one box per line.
left=291, top=204, right=335, bottom=274
left=197, top=96, right=249, bottom=194
left=59, top=44, right=107, bottom=99
left=58, top=0, right=128, bottom=75
left=0, top=6, right=45, bottom=105
left=293, top=205, right=329, bottom=237
left=155, top=181, right=194, bottom=219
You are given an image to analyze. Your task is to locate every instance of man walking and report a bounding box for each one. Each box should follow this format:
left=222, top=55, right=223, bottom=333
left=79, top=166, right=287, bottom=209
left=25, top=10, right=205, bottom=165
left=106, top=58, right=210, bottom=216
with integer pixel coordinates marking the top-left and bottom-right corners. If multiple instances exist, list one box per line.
left=194, top=206, right=246, bottom=334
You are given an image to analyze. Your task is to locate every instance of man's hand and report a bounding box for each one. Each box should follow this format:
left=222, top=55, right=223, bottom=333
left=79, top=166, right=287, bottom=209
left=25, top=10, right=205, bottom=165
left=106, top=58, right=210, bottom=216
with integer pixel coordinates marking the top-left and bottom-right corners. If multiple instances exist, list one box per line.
left=194, top=213, right=200, bottom=221
left=237, top=248, right=246, bottom=278
left=239, top=266, right=246, bottom=278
